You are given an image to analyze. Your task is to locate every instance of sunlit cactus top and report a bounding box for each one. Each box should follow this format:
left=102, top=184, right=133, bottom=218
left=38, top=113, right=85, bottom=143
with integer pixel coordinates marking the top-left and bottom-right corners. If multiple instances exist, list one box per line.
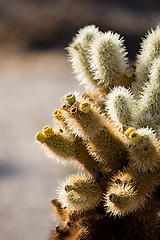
left=36, top=25, right=160, bottom=240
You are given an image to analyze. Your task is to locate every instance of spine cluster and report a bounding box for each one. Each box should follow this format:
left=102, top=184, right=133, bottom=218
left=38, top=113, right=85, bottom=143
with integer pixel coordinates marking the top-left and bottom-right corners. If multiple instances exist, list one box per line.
left=36, top=25, right=160, bottom=240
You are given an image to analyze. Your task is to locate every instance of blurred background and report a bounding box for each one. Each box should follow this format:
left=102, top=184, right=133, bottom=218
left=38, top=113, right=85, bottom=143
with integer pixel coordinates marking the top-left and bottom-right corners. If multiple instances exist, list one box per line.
left=0, top=0, right=160, bottom=239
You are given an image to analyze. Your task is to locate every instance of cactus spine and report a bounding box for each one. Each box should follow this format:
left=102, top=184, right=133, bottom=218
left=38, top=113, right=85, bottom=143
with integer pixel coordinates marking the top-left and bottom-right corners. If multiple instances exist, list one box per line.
left=36, top=24, right=160, bottom=240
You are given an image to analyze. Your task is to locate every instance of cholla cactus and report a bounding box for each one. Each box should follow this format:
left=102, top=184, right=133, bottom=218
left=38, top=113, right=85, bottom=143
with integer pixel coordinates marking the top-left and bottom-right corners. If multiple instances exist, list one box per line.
left=36, top=25, right=160, bottom=240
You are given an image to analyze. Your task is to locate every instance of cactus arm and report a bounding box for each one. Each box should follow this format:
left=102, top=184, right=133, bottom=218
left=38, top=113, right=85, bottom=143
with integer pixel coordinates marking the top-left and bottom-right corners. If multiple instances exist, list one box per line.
left=90, top=31, right=128, bottom=89
left=136, top=25, right=160, bottom=87
left=106, top=86, right=135, bottom=129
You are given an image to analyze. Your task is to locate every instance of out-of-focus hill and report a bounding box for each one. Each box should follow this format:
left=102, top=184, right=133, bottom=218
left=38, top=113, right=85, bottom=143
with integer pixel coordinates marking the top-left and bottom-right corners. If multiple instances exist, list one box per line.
left=0, top=0, right=160, bottom=58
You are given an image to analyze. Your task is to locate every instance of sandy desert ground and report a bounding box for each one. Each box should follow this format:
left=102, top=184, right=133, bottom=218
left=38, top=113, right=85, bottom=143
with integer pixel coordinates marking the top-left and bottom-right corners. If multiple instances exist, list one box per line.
left=0, top=49, right=84, bottom=240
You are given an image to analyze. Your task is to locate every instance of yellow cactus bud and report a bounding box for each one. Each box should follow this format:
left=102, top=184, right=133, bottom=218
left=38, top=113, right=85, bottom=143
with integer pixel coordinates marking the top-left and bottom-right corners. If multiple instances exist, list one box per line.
left=43, top=125, right=54, bottom=137
left=61, top=93, right=76, bottom=106
left=125, top=127, right=135, bottom=138
left=129, top=131, right=141, bottom=143
left=80, top=102, right=91, bottom=113
left=53, top=109, right=63, bottom=121
left=36, top=132, right=46, bottom=143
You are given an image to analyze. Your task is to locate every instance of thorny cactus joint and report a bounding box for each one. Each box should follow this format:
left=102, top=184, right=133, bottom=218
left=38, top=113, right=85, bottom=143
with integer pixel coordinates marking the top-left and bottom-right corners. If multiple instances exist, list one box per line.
left=36, top=25, right=160, bottom=240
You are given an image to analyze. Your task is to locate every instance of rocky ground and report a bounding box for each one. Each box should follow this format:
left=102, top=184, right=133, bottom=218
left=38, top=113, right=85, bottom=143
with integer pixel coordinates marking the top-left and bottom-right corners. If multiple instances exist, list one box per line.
left=0, top=49, right=84, bottom=240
